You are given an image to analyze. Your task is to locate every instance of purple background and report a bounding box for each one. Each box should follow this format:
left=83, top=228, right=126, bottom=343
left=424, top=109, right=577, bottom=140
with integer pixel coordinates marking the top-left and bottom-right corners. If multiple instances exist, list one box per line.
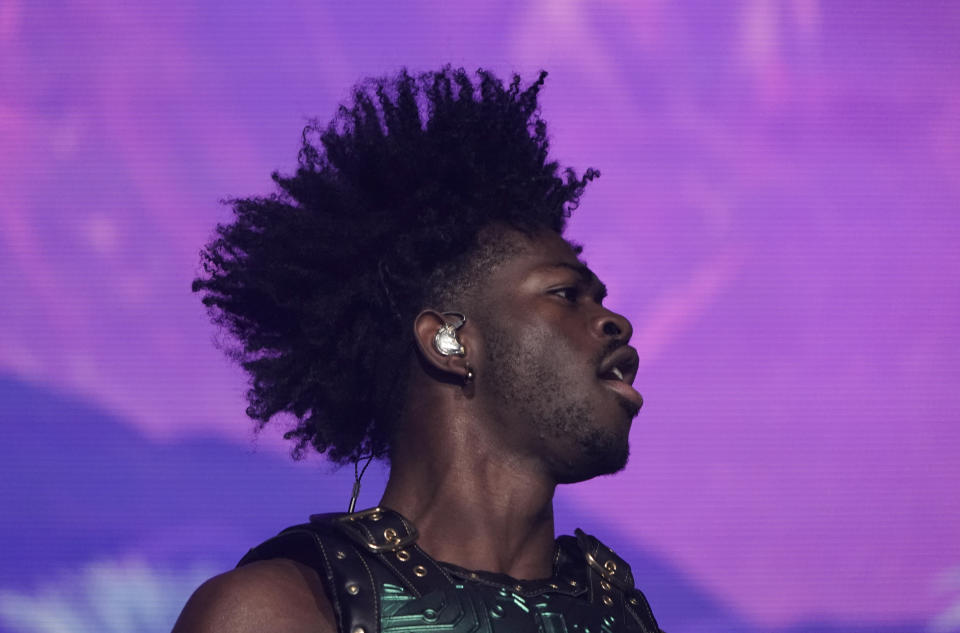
left=2, top=1, right=959, bottom=632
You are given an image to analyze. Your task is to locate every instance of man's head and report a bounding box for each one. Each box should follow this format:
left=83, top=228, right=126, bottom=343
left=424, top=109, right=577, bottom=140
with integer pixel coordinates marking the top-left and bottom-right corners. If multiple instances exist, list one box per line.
left=409, top=227, right=641, bottom=483
left=193, top=67, right=634, bottom=472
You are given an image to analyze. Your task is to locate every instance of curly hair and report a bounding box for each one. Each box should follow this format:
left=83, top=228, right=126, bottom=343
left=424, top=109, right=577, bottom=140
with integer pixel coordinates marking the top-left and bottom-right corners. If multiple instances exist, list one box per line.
left=192, top=66, right=599, bottom=464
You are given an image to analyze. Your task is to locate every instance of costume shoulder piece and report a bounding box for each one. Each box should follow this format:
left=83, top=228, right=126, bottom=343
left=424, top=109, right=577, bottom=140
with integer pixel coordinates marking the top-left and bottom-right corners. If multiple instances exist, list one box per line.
left=569, top=528, right=662, bottom=632
left=238, top=507, right=664, bottom=633
left=238, top=507, right=461, bottom=633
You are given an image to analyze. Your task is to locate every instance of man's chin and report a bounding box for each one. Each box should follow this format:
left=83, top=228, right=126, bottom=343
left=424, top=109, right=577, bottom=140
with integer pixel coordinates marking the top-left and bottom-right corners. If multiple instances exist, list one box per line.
left=555, top=436, right=630, bottom=484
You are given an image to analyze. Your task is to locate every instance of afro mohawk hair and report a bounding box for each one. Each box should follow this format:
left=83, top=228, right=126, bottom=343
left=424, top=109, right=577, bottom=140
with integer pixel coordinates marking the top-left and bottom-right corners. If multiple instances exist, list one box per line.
left=192, top=66, right=598, bottom=464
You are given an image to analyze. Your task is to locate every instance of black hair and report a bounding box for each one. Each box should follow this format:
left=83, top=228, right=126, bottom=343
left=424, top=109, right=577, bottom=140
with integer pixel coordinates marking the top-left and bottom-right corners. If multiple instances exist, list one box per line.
left=192, top=66, right=598, bottom=463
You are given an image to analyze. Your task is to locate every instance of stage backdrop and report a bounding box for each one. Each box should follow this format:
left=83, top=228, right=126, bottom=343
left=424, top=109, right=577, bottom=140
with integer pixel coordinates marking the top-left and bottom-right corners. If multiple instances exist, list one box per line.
left=2, top=1, right=958, bottom=632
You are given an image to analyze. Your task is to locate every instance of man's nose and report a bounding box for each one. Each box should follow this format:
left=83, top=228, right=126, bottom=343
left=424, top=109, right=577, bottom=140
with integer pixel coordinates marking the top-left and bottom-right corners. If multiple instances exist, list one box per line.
left=594, top=309, right=633, bottom=342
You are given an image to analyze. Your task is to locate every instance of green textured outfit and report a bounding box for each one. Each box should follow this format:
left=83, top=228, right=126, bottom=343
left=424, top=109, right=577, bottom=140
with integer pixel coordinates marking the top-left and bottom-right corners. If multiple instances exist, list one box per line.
left=238, top=507, right=663, bottom=633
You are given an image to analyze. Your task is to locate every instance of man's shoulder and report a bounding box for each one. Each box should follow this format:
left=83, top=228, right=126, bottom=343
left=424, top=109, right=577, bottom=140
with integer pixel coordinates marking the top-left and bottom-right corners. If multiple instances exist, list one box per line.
left=171, top=558, right=335, bottom=633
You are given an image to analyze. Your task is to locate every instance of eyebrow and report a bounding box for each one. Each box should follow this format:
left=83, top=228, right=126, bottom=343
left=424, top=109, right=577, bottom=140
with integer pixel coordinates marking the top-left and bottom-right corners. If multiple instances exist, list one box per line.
left=545, top=262, right=608, bottom=302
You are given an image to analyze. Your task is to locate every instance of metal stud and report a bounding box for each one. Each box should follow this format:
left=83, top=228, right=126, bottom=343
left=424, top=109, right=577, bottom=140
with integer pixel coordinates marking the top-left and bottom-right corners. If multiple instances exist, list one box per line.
left=369, top=512, right=382, bottom=522
left=335, top=550, right=346, bottom=560
left=352, top=627, right=365, bottom=633
left=602, top=595, right=613, bottom=606
left=514, top=584, right=523, bottom=592
left=548, top=583, right=559, bottom=589
left=413, top=565, right=427, bottom=577
left=568, top=579, right=578, bottom=587
left=346, top=583, right=359, bottom=595
left=629, top=597, right=639, bottom=606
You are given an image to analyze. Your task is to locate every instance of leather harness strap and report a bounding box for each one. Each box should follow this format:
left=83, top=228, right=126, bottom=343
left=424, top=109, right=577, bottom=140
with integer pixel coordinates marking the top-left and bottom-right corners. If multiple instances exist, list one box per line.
left=238, top=507, right=663, bottom=633
left=238, top=521, right=380, bottom=633
left=312, top=508, right=457, bottom=600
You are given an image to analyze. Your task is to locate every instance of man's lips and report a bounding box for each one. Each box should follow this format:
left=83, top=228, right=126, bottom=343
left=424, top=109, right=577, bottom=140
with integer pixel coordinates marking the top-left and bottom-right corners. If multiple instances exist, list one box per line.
left=600, top=376, right=644, bottom=410
left=597, top=345, right=643, bottom=410
left=598, top=346, right=640, bottom=386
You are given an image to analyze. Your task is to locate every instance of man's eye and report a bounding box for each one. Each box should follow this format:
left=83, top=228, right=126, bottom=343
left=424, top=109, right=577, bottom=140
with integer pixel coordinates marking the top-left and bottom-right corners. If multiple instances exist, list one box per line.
left=551, top=287, right=579, bottom=302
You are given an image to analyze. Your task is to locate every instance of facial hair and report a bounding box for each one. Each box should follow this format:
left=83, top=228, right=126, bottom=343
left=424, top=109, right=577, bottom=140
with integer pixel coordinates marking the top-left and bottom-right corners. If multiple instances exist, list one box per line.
left=481, top=322, right=630, bottom=483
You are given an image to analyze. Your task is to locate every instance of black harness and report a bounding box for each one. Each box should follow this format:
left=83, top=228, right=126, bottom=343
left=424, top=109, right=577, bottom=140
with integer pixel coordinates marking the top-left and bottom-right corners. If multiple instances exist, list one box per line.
left=238, top=507, right=663, bottom=633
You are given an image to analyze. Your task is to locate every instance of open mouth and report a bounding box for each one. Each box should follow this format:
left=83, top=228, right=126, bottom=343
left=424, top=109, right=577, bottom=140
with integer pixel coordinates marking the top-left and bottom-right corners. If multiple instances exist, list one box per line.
left=600, top=376, right=644, bottom=411
left=597, top=346, right=639, bottom=386
left=601, top=367, right=626, bottom=382
left=598, top=347, right=643, bottom=410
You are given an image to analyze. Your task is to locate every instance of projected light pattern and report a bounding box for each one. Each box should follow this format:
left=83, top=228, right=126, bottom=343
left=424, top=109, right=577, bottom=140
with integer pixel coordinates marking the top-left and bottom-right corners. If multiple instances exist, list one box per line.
left=0, top=560, right=215, bottom=633
left=2, top=1, right=958, bottom=632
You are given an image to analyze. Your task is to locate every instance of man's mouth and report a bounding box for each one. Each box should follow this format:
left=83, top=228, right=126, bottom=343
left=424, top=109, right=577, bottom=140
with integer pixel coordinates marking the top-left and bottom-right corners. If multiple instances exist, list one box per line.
left=600, top=374, right=644, bottom=410
left=597, top=345, right=639, bottom=385
left=597, top=346, right=643, bottom=410
left=603, top=367, right=625, bottom=381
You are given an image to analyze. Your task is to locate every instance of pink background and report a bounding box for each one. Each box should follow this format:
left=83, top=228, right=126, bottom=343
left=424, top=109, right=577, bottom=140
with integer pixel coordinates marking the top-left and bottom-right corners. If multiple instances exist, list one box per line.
left=1, top=1, right=958, bottom=632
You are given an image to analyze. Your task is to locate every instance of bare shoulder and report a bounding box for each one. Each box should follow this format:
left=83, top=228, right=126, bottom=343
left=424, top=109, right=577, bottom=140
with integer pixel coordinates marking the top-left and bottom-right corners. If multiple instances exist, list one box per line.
left=171, top=558, right=336, bottom=633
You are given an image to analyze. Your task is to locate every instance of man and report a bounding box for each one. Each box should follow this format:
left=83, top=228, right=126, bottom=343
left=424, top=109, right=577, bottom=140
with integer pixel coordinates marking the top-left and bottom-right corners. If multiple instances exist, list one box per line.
left=175, top=67, right=663, bottom=633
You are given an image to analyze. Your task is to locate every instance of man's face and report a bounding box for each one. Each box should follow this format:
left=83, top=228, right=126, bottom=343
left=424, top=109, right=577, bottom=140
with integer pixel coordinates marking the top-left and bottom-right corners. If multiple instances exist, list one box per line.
left=469, top=229, right=642, bottom=484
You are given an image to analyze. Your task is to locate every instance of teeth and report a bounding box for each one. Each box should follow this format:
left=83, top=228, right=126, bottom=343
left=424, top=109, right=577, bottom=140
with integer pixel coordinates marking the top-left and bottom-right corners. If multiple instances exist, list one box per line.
left=610, top=367, right=624, bottom=381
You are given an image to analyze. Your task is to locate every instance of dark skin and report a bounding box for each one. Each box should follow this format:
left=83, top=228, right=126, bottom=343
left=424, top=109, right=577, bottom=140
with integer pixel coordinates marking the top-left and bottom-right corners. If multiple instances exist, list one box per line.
left=172, top=228, right=641, bottom=633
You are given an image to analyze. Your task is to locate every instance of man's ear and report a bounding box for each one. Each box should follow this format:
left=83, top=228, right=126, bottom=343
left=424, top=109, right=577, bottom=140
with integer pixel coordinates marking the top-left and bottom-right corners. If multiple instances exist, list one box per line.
left=413, top=310, right=472, bottom=382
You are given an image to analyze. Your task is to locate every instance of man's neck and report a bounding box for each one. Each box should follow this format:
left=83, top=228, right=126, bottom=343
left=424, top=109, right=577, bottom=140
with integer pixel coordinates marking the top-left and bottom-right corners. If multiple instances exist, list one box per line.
left=379, top=418, right=559, bottom=580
